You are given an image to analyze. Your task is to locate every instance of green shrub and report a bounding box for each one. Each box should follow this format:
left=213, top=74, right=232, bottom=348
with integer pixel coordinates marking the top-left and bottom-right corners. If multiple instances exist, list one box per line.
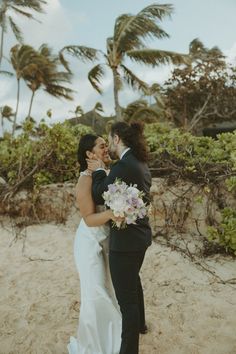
left=144, top=123, right=236, bottom=180
left=225, top=176, right=236, bottom=193
left=0, top=120, right=94, bottom=187
left=1, top=121, right=235, bottom=188
left=207, top=208, right=236, bottom=255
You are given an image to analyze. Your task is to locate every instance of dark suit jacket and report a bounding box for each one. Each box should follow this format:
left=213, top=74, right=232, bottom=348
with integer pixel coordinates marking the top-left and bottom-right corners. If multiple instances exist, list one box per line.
left=92, top=149, right=152, bottom=252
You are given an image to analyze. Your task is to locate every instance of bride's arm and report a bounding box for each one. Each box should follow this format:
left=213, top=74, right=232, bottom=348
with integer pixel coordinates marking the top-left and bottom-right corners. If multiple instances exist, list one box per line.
left=75, top=176, right=114, bottom=227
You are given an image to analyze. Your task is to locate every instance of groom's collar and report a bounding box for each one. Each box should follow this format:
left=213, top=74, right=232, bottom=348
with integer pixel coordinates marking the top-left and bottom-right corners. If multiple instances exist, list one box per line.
left=120, top=147, right=131, bottom=160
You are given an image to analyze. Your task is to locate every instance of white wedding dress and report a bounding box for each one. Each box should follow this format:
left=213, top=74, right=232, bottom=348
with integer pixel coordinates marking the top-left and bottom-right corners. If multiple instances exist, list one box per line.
left=67, top=208, right=121, bottom=354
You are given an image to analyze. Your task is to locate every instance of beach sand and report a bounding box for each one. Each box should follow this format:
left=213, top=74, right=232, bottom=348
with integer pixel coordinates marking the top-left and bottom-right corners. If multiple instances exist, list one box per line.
left=0, top=219, right=236, bottom=354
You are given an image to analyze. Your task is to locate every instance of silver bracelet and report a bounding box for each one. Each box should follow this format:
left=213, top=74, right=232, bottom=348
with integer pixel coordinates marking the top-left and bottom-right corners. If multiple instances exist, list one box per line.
left=80, top=169, right=92, bottom=177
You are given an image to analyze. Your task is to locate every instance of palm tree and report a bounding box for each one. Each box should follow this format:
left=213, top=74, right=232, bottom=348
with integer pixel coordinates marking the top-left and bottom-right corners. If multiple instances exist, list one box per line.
left=91, top=102, right=104, bottom=130
left=60, top=4, right=188, bottom=120
left=10, top=44, right=41, bottom=136
left=188, top=38, right=225, bottom=71
left=123, top=99, right=161, bottom=123
left=0, top=0, right=46, bottom=68
left=0, top=105, right=14, bottom=135
left=26, top=44, right=73, bottom=119
left=10, top=44, right=73, bottom=136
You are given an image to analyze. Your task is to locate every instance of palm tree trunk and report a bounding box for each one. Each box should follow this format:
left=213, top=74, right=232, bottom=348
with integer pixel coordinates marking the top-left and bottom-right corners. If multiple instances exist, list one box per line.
left=112, top=68, right=122, bottom=121
left=0, top=27, right=4, bottom=69
left=0, top=23, right=5, bottom=69
left=0, top=3, right=7, bottom=69
left=0, top=116, right=3, bottom=138
left=28, top=90, right=35, bottom=118
left=12, top=78, right=20, bottom=137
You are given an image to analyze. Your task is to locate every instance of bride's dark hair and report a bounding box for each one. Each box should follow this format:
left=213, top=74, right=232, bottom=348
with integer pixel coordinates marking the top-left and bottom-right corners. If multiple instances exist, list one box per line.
left=77, top=134, right=99, bottom=172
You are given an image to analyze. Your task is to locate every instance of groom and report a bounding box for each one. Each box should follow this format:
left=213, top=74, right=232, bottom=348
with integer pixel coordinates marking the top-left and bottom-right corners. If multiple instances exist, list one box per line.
left=87, top=121, right=152, bottom=354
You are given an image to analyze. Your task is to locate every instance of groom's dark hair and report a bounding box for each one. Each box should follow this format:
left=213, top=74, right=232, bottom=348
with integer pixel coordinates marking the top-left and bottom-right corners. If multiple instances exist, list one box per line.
left=110, top=121, right=148, bottom=162
left=77, top=133, right=99, bottom=172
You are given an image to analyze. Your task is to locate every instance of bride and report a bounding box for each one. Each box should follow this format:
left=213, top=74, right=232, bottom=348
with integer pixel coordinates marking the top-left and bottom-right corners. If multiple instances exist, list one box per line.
left=67, top=134, right=122, bottom=354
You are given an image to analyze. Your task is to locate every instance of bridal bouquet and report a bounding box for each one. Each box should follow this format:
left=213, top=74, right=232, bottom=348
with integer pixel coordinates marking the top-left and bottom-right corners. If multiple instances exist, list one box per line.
left=103, top=178, right=148, bottom=229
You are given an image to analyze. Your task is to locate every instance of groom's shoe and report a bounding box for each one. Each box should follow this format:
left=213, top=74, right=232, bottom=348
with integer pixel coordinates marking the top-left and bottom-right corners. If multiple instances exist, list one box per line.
left=139, top=324, right=148, bottom=334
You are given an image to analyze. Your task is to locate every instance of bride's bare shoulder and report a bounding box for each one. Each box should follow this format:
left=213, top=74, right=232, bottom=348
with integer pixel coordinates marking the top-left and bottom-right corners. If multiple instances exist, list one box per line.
left=75, top=173, right=92, bottom=197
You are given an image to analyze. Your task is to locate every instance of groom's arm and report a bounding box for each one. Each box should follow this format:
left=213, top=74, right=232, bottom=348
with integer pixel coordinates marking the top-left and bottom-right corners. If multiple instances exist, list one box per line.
left=92, top=161, right=130, bottom=204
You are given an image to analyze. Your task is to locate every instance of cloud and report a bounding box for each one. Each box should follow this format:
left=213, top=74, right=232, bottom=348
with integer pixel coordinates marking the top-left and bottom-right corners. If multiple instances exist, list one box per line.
left=9, top=0, right=73, bottom=49
left=4, top=0, right=89, bottom=54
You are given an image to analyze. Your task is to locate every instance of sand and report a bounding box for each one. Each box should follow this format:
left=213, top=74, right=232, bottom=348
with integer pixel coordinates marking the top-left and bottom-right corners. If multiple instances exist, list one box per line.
left=0, top=219, right=236, bottom=354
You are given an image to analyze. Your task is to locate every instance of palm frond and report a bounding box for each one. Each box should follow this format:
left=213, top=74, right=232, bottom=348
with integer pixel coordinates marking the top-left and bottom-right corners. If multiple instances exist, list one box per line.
left=139, top=4, right=173, bottom=21
left=0, top=8, right=6, bottom=28
left=94, top=102, right=104, bottom=113
left=121, top=64, right=148, bottom=92
left=114, top=15, right=145, bottom=53
left=115, top=4, right=172, bottom=54
left=189, top=38, right=225, bottom=63
left=74, top=105, right=84, bottom=116
left=11, top=6, right=34, bottom=19
left=208, top=46, right=224, bottom=59
left=12, top=0, right=46, bottom=13
left=48, top=71, right=72, bottom=84
left=0, top=70, right=13, bottom=76
left=60, top=45, right=98, bottom=63
left=8, top=16, right=23, bottom=42
left=59, top=52, right=71, bottom=73
left=88, top=64, right=105, bottom=94
left=131, top=107, right=160, bottom=122
left=127, top=49, right=189, bottom=67
left=18, top=45, right=39, bottom=67
left=45, top=84, right=74, bottom=101
left=114, top=14, right=132, bottom=43
left=39, top=43, right=53, bottom=58
left=123, top=99, right=160, bottom=123
left=123, top=99, right=148, bottom=118
left=189, top=38, right=206, bottom=55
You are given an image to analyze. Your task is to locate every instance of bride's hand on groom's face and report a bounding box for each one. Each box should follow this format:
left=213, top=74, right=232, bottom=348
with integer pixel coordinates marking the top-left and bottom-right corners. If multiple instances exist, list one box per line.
left=86, top=157, right=105, bottom=172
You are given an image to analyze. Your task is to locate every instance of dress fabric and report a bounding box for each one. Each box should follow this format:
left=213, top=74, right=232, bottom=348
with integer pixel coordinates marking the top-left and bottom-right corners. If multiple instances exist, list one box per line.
left=67, top=211, right=121, bottom=354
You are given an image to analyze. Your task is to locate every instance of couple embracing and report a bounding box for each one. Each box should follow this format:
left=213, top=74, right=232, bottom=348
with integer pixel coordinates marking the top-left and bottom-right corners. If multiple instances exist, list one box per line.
left=68, top=121, right=152, bottom=354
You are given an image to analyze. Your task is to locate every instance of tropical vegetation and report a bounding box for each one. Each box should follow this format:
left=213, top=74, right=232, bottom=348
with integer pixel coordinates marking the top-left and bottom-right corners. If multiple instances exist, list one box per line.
left=0, top=2, right=236, bottom=253
left=60, top=4, right=188, bottom=120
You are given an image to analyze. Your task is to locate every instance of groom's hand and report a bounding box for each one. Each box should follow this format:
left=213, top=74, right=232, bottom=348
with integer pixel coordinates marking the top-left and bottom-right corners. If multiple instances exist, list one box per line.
left=86, top=158, right=105, bottom=172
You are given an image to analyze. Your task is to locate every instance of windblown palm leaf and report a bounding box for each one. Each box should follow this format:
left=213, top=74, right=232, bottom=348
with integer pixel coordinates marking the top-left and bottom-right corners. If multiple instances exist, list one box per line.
left=60, top=45, right=99, bottom=73
left=94, top=102, right=104, bottom=113
left=8, top=16, right=23, bottom=42
left=189, top=38, right=225, bottom=62
left=0, top=0, right=47, bottom=68
left=114, top=4, right=172, bottom=55
left=121, top=64, right=148, bottom=92
left=45, top=84, right=73, bottom=100
left=123, top=99, right=160, bottom=123
left=127, top=49, right=189, bottom=66
left=88, top=64, right=105, bottom=94
left=0, top=69, right=13, bottom=76
left=10, top=7, right=34, bottom=19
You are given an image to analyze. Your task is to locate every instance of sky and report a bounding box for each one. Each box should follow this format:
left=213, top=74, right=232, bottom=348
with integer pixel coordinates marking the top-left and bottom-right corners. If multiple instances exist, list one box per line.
left=0, top=0, right=236, bottom=131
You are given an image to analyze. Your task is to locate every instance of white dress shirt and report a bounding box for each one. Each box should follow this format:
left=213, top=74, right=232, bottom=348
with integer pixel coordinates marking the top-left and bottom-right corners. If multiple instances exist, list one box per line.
left=120, top=147, right=130, bottom=160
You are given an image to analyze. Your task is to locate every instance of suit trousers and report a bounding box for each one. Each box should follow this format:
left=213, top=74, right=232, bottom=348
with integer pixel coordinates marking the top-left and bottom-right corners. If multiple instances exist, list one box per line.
left=109, top=249, right=146, bottom=354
